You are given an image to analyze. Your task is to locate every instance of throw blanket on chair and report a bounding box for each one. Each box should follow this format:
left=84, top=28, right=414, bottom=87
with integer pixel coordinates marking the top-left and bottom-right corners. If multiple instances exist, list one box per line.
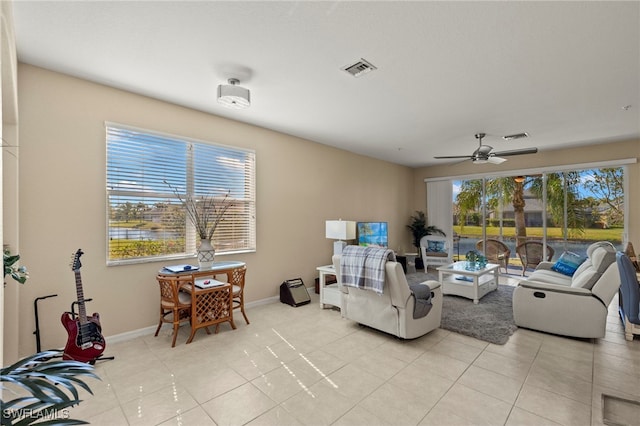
left=409, top=283, right=432, bottom=319
left=340, top=245, right=396, bottom=294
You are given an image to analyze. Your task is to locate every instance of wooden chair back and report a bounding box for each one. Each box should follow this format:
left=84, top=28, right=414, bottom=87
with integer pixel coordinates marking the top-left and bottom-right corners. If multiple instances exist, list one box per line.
left=476, top=239, right=511, bottom=273
left=155, top=275, right=192, bottom=347
left=230, top=266, right=249, bottom=324
left=516, top=241, right=554, bottom=276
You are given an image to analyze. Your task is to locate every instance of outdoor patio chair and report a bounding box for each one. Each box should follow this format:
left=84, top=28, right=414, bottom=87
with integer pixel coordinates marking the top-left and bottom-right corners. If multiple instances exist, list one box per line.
left=516, top=241, right=555, bottom=276
left=476, top=239, right=511, bottom=274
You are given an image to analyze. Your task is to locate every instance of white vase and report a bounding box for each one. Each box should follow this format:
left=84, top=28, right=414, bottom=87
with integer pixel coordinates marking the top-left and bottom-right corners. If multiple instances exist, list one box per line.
left=197, top=238, right=215, bottom=270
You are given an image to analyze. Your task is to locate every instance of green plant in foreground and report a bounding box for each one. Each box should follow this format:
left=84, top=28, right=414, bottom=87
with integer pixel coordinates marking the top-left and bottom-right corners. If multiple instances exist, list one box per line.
left=1, top=351, right=99, bottom=425
left=3, top=249, right=28, bottom=285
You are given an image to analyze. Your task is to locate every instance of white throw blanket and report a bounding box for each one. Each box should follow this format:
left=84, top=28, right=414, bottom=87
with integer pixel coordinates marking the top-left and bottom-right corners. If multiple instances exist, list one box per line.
left=340, top=246, right=396, bottom=294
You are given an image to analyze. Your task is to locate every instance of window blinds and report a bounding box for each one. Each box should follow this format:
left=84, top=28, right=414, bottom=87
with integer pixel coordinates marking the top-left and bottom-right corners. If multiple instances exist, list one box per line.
left=106, top=123, right=256, bottom=263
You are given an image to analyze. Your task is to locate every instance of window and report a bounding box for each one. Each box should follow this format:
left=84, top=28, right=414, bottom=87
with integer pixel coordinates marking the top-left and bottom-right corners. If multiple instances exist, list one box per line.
left=106, top=124, right=256, bottom=264
left=449, top=166, right=626, bottom=261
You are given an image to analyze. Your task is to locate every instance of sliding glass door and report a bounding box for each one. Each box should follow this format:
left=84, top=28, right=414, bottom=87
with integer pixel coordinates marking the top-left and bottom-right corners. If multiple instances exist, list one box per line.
left=451, top=166, right=625, bottom=272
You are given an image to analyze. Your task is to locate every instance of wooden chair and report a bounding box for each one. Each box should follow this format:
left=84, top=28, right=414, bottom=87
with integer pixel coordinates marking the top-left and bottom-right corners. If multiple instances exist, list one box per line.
left=155, top=275, right=192, bottom=347
left=516, top=241, right=555, bottom=276
left=476, top=239, right=511, bottom=274
left=230, top=266, right=249, bottom=324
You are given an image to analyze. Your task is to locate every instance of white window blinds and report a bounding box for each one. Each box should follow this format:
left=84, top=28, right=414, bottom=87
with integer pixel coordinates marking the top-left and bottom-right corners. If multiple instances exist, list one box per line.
left=426, top=179, right=453, bottom=233
left=106, top=123, right=256, bottom=264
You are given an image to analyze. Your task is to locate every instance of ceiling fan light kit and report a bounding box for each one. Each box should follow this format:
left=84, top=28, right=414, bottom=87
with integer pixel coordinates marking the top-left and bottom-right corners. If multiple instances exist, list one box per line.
left=434, top=132, right=538, bottom=165
left=217, top=78, right=250, bottom=110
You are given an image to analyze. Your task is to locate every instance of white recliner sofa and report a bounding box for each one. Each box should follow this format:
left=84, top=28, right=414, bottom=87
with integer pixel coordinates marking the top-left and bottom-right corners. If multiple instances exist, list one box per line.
left=333, top=254, right=442, bottom=339
left=512, top=241, right=619, bottom=338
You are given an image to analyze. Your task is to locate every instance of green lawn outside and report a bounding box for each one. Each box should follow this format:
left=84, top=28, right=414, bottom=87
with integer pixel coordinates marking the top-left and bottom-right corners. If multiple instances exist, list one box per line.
left=109, top=238, right=184, bottom=260
left=453, top=225, right=623, bottom=243
left=110, top=220, right=163, bottom=230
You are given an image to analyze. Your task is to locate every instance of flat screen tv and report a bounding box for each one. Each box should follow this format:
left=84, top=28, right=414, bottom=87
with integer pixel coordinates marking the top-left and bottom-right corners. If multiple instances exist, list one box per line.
left=357, top=222, right=388, bottom=247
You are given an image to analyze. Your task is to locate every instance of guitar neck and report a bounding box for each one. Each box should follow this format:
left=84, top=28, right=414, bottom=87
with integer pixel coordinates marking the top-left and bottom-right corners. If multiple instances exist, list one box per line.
left=74, top=270, right=88, bottom=324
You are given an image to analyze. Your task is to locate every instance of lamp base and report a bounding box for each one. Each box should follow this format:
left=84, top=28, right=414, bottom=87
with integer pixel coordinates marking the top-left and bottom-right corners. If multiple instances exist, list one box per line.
left=333, top=240, right=347, bottom=256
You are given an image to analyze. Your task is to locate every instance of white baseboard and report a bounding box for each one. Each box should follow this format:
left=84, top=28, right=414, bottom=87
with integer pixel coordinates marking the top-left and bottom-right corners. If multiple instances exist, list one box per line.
left=104, top=294, right=281, bottom=345
left=105, top=325, right=157, bottom=344
left=246, top=295, right=280, bottom=308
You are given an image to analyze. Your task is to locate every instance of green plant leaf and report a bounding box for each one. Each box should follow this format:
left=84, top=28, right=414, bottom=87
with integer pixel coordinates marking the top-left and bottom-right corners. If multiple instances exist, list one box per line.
left=0, top=351, right=98, bottom=426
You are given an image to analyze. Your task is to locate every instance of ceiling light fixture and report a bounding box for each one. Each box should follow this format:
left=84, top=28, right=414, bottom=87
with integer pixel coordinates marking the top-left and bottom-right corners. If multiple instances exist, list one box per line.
left=217, top=78, right=250, bottom=109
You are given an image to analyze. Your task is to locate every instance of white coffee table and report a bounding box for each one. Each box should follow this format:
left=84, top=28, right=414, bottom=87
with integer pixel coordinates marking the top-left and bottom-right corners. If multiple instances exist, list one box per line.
left=437, top=261, right=499, bottom=304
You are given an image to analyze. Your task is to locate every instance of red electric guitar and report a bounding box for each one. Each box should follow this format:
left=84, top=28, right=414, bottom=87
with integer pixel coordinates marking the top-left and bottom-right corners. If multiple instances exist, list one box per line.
left=61, top=249, right=105, bottom=363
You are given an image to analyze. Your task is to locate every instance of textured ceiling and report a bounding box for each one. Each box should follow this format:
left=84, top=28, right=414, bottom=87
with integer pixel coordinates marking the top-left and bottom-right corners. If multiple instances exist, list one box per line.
left=12, top=1, right=640, bottom=167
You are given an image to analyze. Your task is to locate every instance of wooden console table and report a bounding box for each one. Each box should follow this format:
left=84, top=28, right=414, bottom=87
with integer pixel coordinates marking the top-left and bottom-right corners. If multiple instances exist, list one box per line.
left=157, top=261, right=245, bottom=343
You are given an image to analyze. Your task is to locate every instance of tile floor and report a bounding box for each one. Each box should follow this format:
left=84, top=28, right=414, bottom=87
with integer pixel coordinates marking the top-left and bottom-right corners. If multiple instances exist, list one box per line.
left=65, top=276, right=639, bottom=426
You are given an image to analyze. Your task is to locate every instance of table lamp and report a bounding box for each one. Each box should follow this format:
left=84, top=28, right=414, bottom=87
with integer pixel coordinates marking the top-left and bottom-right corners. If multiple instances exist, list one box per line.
left=326, top=220, right=356, bottom=256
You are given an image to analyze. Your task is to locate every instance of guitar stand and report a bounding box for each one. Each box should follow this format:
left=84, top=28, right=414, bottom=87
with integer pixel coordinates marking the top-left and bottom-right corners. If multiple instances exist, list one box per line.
left=70, top=300, right=115, bottom=365
left=33, top=294, right=63, bottom=360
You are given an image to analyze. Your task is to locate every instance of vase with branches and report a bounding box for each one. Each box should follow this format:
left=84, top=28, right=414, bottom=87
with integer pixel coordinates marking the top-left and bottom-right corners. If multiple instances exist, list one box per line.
left=166, top=181, right=235, bottom=268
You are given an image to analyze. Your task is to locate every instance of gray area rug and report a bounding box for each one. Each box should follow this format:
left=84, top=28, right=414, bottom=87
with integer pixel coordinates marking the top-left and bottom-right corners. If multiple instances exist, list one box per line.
left=407, top=272, right=518, bottom=345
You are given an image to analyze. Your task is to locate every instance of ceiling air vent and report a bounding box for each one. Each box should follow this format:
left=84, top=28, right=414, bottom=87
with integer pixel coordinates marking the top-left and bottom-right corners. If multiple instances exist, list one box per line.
left=342, top=58, right=377, bottom=77
left=502, top=133, right=529, bottom=141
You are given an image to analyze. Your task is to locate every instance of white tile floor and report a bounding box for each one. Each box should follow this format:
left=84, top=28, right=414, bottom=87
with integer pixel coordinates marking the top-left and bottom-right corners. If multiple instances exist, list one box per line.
left=66, top=277, right=639, bottom=426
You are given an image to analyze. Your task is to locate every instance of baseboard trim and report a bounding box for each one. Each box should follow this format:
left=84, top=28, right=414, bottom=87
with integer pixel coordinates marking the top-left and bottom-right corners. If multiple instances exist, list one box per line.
left=105, top=325, right=157, bottom=344
left=104, top=294, right=281, bottom=344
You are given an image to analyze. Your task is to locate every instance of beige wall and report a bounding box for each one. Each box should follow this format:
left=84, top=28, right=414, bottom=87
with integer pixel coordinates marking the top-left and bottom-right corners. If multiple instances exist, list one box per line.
left=2, top=0, right=20, bottom=365
left=15, top=64, right=415, bottom=356
left=412, top=139, right=640, bottom=245
left=13, top=63, right=640, bottom=358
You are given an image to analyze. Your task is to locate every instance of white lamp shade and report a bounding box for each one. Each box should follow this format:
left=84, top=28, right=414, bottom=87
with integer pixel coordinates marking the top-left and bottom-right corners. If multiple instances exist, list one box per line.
left=217, top=82, right=250, bottom=109
left=325, top=220, right=356, bottom=240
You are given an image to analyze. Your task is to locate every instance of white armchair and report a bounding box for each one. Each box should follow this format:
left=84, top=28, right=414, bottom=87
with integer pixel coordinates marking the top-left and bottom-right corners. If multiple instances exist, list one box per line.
left=512, top=241, right=619, bottom=338
left=333, top=254, right=442, bottom=339
left=420, top=235, right=453, bottom=270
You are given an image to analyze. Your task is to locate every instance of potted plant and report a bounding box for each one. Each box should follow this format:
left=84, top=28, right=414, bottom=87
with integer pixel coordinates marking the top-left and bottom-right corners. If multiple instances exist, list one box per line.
left=1, top=351, right=99, bottom=425
left=407, top=211, right=445, bottom=270
left=3, top=251, right=98, bottom=425
left=4, top=248, right=28, bottom=286
left=166, top=181, right=235, bottom=269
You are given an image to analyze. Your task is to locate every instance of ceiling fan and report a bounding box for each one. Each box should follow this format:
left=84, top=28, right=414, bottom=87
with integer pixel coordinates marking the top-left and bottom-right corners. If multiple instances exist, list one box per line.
left=434, top=133, right=538, bottom=164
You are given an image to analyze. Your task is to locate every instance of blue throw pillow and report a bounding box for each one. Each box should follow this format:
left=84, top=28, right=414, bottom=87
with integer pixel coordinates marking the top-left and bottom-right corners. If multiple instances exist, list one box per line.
left=551, top=251, right=585, bottom=276
left=427, top=240, right=445, bottom=253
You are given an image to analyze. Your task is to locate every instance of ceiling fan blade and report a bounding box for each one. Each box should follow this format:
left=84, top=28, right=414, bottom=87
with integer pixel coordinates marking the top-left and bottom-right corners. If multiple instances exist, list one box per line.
left=487, top=156, right=507, bottom=164
left=434, top=155, right=473, bottom=159
left=492, top=147, right=538, bottom=157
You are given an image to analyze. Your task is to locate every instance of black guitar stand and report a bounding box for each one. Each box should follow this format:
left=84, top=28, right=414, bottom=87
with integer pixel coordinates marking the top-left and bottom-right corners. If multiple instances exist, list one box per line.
left=70, top=300, right=115, bottom=364
left=33, top=294, right=62, bottom=358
